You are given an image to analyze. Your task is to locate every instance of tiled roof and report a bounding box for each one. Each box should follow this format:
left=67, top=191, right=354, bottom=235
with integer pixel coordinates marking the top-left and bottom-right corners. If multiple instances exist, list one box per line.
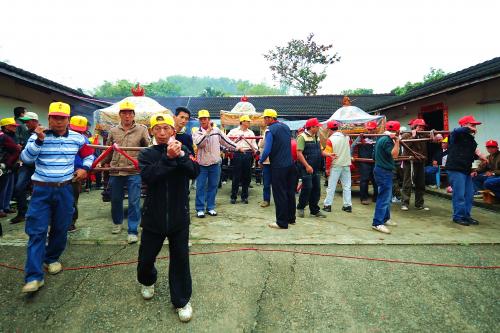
left=102, top=94, right=395, bottom=121
left=368, top=57, right=500, bottom=112
left=0, top=61, right=107, bottom=108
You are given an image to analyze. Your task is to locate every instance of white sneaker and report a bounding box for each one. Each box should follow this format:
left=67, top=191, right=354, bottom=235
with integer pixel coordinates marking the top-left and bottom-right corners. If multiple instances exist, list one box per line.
left=372, top=225, right=391, bottom=234
left=177, top=302, right=193, bottom=322
left=141, top=284, right=154, bottom=300
left=416, top=206, right=430, bottom=211
left=391, top=196, right=401, bottom=203
left=127, top=234, right=138, bottom=244
left=401, top=205, right=409, bottom=211
left=207, top=210, right=217, bottom=216
left=196, top=211, right=205, bottom=218
left=45, top=261, right=62, bottom=275
left=385, top=219, right=398, bottom=226
left=22, top=280, right=45, bottom=293
left=112, top=224, right=122, bottom=234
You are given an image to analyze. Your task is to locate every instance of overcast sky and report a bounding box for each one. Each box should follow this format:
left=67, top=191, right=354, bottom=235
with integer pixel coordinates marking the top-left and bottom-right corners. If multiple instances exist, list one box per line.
left=1, top=0, right=499, bottom=95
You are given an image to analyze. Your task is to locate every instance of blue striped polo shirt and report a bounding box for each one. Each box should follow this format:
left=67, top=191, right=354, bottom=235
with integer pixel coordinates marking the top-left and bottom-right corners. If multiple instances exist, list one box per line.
left=21, top=130, right=94, bottom=182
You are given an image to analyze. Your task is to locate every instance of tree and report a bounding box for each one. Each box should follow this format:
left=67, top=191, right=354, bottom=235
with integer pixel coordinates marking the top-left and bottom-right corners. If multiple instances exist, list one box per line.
left=93, top=80, right=135, bottom=98
left=199, top=87, right=226, bottom=97
left=264, top=33, right=340, bottom=96
left=341, top=88, right=374, bottom=95
left=391, top=67, right=448, bottom=96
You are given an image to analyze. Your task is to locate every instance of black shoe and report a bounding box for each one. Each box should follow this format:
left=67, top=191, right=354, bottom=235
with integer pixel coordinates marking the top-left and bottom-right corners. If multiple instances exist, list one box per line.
left=453, top=219, right=470, bottom=226
left=342, top=206, right=352, bottom=213
left=68, top=224, right=77, bottom=233
left=289, top=220, right=296, bottom=225
left=466, top=217, right=479, bottom=225
left=242, top=199, right=249, bottom=204
left=10, top=215, right=25, bottom=224
left=230, top=199, right=236, bottom=204
left=322, top=205, right=331, bottom=212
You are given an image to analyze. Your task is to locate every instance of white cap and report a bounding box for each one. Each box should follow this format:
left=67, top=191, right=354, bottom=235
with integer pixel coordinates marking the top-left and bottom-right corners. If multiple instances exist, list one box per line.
left=20, top=111, right=39, bottom=121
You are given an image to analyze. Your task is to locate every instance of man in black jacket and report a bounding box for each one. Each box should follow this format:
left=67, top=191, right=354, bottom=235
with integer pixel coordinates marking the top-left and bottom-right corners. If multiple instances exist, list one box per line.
left=137, top=113, right=199, bottom=322
left=446, top=115, right=482, bottom=226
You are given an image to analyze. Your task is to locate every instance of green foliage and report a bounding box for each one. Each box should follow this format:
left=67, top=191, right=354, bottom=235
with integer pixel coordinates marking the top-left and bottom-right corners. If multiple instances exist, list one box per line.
left=91, top=76, right=285, bottom=98
left=341, top=88, right=374, bottom=95
left=391, top=67, right=448, bottom=96
left=199, top=87, right=225, bottom=97
left=264, top=33, right=340, bottom=96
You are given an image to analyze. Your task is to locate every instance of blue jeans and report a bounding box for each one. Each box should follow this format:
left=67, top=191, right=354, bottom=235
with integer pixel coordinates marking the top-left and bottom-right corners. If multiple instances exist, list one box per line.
left=324, top=166, right=352, bottom=207
left=24, top=184, right=74, bottom=282
left=109, top=175, right=142, bottom=235
left=372, top=166, right=393, bottom=226
left=262, top=164, right=272, bottom=202
left=447, top=171, right=473, bottom=221
left=425, top=166, right=439, bottom=185
left=484, top=176, right=500, bottom=197
left=195, top=163, right=221, bottom=212
left=472, top=173, right=490, bottom=193
left=13, top=165, right=35, bottom=216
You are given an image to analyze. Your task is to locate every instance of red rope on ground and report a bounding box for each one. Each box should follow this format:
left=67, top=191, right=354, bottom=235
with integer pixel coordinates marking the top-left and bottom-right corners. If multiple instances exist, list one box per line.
left=1, top=248, right=499, bottom=272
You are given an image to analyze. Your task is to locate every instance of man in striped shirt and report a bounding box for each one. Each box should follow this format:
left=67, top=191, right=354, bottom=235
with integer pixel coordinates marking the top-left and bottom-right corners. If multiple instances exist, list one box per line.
left=20, top=102, right=94, bottom=293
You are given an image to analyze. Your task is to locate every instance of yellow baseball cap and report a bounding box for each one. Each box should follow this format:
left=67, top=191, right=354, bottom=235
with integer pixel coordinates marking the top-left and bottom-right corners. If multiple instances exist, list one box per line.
left=0, top=117, right=20, bottom=127
left=48, top=102, right=71, bottom=117
left=198, top=109, right=210, bottom=118
left=119, top=101, right=135, bottom=112
left=70, top=115, right=88, bottom=132
left=262, top=109, right=278, bottom=118
left=240, top=115, right=251, bottom=122
left=150, top=113, right=174, bottom=128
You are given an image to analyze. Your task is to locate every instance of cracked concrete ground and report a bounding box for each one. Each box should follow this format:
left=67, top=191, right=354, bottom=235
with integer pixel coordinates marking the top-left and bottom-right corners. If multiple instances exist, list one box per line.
left=0, top=244, right=499, bottom=332
left=0, top=184, right=499, bottom=331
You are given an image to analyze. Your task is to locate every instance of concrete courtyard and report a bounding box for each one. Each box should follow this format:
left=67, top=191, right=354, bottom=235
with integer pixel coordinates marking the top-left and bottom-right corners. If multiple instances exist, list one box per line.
left=0, top=184, right=499, bottom=332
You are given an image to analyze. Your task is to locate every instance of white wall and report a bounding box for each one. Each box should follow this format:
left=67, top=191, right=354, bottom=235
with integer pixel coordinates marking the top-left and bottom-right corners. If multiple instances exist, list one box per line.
left=380, top=77, right=500, bottom=154
left=0, top=76, right=96, bottom=126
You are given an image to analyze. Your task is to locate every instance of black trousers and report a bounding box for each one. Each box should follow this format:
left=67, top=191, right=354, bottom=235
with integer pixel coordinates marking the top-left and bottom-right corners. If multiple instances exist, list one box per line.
left=231, top=152, right=253, bottom=200
left=359, top=163, right=377, bottom=201
left=402, top=161, right=425, bottom=207
left=297, top=172, right=321, bottom=214
left=137, top=227, right=191, bottom=308
left=271, top=165, right=296, bottom=228
left=71, top=181, right=81, bottom=223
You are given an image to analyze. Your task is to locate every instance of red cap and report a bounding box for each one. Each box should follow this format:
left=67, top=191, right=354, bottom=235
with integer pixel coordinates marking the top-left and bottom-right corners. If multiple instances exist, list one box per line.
left=327, top=120, right=339, bottom=130
left=305, top=118, right=320, bottom=128
left=458, top=115, right=481, bottom=126
left=365, top=121, right=378, bottom=130
left=485, top=140, right=498, bottom=148
left=411, top=118, right=426, bottom=128
left=385, top=121, right=401, bottom=132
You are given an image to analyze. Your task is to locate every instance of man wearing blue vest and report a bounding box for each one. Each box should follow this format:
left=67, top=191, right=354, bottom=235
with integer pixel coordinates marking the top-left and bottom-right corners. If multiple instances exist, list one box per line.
left=296, top=118, right=327, bottom=218
left=259, top=109, right=296, bottom=229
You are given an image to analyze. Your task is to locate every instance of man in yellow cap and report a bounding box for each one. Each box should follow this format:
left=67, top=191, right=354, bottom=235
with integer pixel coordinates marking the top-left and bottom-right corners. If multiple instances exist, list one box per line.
left=20, top=102, right=95, bottom=293
left=258, top=109, right=296, bottom=229
left=425, top=136, right=449, bottom=187
left=137, top=113, right=199, bottom=322
left=227, top=115, right=258, bottom=204
left=0, top=118, right=21, bottom=218
left=192, top=109, right=241, bottom=218
left=101, top=101, right=150, bottom=243
left=0, top=122, right=21, bottom=224
left=67, top=115, right=91, bottom=232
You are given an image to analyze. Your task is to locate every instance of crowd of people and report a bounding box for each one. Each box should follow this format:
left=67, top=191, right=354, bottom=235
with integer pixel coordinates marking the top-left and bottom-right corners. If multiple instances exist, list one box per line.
left=0, top=101, right=498, bottom=322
